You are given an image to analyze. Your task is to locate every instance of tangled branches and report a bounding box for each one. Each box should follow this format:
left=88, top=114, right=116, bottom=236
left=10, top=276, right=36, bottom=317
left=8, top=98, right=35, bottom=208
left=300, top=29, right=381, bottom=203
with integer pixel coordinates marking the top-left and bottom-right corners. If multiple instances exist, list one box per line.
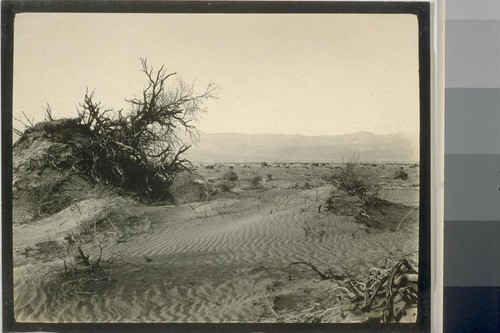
left=346, top=259, right=418, bottom=323
left=287, top=259, right=418, bottom=323
left=77, top=59, right=216, bottom=199
left=23, top=234, right=120, bottom=298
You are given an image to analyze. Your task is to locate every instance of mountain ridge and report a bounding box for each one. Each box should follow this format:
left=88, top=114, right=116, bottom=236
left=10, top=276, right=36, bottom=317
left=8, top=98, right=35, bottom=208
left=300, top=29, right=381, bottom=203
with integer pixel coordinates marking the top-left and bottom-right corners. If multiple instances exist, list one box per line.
left=186, top=131, right=419, bottom=162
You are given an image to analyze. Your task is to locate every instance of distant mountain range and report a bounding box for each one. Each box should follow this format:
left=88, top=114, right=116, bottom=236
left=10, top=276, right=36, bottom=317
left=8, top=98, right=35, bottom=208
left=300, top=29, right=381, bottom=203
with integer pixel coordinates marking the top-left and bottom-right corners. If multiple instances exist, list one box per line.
left=186, top=131, right=419, bottom=162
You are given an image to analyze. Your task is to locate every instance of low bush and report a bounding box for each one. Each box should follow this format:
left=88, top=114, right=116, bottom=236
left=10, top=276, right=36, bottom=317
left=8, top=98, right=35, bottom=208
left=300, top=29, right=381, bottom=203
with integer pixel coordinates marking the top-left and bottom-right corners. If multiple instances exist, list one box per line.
left=221, top=170, right=238, bottom=182
left=326, top=154, right=386, bottom=213
left=216, top=180, right=236, bottom=193
left=43, top=237, right=118, bottom=297
left=393, top=167, right=409, bottom=180
left=333, top=158, right=369, bottom=196
left=250, top=175, right=261, bottom=188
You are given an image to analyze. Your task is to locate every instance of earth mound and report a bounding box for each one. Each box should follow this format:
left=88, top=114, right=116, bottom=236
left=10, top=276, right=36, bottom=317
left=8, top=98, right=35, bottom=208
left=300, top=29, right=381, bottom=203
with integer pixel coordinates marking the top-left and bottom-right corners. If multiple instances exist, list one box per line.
left=13, top=119, right=97, bottom=223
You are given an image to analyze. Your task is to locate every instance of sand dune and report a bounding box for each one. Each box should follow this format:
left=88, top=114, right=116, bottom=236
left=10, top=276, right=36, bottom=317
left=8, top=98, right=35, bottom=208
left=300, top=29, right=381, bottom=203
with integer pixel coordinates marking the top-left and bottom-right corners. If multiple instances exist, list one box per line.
left=13, top=185, right=418, bottom=323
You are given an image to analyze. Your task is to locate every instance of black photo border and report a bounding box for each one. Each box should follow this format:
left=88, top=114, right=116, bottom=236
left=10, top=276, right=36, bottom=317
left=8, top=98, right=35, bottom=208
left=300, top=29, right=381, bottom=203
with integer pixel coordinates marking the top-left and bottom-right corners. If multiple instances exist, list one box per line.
left=2, top=2, right=431, bottom=332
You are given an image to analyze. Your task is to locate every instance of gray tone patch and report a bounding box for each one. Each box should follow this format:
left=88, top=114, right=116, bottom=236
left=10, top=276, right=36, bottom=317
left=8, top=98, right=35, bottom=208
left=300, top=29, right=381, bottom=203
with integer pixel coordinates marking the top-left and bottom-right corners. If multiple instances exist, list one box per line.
left=446, top=20, right=500, bottom=88
left=445, top=88, right=500, bottom=154
left=446, top=0, right=500, bottom=20
left=445, top=220, right=500, bottom=286
left=445, top=154, right=500, bottom=221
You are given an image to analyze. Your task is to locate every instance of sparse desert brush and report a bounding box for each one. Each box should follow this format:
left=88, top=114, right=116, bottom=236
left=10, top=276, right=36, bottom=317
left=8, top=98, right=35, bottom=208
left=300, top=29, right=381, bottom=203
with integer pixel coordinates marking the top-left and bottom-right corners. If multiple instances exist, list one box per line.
left=221, top=170, right=238, bottom=182
left=250, top=175, right=261, bottom=188
left=326, top=154, right=387, bottom=213
left=170, top=172, right=208, bottom=204
left=266, top=173, right=273, bottom=181
left=216, top=180, right=236, bottom=193
left=260, top=161, right=268, bottom=167
left=393, top=167, right=409, bottom=180
left=216, top=170, right=238, bottom=193
left=22, top=212, right=121, bottom=296
left=333, top=156, right=369, bottom=196
left=39, top=238, right=118, bottom=297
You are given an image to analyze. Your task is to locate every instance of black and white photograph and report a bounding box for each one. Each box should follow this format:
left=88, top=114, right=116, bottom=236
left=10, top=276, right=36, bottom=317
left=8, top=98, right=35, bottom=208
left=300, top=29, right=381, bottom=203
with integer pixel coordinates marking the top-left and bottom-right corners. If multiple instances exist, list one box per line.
left=3, top=1, right=431, bottom=329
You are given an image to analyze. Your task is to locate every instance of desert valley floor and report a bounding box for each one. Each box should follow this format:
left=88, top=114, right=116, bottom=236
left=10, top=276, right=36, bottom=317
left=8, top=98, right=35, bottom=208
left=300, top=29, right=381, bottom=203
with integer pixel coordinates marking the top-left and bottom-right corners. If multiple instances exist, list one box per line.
left=12, top=162, right=419, bottom=323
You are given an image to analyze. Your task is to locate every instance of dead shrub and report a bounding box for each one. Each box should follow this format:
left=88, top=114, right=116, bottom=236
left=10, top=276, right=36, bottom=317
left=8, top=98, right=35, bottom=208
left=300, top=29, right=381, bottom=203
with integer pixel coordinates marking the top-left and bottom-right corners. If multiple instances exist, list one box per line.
left=41, top=239, right=118, bottom=297
left=74, top=59, right=216, bottom=200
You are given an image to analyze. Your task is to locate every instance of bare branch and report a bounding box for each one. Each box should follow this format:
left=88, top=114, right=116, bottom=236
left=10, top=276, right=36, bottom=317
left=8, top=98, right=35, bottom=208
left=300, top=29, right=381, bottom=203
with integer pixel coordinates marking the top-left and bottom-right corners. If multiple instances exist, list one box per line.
left=74, top=58, right=216, bottom=198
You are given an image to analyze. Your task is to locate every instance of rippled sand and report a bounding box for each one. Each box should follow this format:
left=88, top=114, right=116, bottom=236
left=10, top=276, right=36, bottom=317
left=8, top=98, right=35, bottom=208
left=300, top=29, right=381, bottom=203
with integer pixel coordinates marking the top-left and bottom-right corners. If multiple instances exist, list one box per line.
left=13, top=186, right=418, bottom=323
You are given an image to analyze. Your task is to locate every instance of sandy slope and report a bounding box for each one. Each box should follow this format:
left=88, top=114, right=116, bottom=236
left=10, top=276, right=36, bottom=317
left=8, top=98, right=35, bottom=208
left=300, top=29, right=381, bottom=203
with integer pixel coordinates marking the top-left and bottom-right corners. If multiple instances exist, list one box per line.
left=13, top=186, right=419, bottom=323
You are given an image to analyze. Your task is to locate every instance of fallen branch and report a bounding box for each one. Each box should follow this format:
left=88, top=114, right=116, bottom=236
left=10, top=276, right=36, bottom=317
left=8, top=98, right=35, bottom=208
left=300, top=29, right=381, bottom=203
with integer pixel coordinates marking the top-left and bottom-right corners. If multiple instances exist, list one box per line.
left=265, top=297, right=278, bottom=318
left=394, top=273, right=418, bottom=287
left=290, top=261, right=330, bottom=280
left=290, top=261, right=347, bottom=281
left=364, top=275, right=389, bottom=309
left=381, top=259, right=418, bottom=323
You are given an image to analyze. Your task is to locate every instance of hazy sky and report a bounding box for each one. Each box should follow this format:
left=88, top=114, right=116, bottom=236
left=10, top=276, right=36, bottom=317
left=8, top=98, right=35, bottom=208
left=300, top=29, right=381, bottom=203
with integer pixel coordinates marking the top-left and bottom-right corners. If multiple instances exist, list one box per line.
left=13, top=13, right=419, bottom=136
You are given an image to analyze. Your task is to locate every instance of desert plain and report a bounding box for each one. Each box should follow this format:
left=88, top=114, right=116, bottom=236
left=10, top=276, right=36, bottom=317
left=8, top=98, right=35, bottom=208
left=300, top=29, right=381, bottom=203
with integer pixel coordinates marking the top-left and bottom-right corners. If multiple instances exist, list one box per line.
left=12, top=158, right=419, bottom=323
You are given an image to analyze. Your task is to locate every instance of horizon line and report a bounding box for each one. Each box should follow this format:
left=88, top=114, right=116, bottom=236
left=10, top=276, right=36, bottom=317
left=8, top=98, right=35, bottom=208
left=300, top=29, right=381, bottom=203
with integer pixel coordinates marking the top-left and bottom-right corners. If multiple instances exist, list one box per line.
left=197, top=130, right=419, bottom=137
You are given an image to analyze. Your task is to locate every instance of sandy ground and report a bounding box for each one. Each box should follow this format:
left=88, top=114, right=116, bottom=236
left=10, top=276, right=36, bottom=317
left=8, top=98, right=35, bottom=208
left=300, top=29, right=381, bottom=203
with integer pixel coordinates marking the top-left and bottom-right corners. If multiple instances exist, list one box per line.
left=13, top=163, right=419, bottom=323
